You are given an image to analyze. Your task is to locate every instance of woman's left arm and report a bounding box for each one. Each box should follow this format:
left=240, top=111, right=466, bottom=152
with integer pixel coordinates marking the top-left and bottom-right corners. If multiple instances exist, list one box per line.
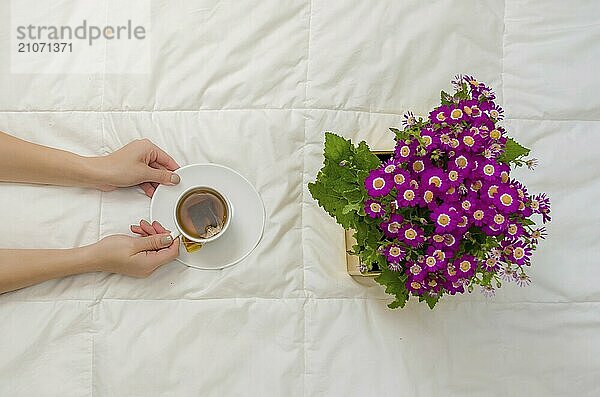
left=0, top=131, right=180, bottom=197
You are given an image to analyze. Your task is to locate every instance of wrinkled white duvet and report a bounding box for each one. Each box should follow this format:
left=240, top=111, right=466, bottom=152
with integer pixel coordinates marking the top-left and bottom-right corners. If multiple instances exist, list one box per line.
left=1, top=1, right=599, bottom=396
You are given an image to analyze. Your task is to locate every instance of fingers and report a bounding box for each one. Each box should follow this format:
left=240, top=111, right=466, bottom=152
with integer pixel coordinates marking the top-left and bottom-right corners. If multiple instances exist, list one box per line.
left=133, top=237, right=180, bottom=270
left=130, top=224, right=147, bottom=236
left=139, top=219, right=157, bottom=235
left=148, top=164, right=166, bottom=191
left=131, top=220, right=169, bottom=237
left=144, top=167, right=181, bottom=186
left=140, top=182, right=156, bottom=198
left=146, top=142, right=180, bottom=171
left=151, top=221, right=168, bottom=234
left=133, top=233, right=174, bottom=252
left=149, top=161, right=167, bottom=171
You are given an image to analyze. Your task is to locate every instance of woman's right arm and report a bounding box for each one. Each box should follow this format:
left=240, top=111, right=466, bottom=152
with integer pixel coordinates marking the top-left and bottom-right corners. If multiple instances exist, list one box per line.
left=0, top=221, right=179, bottom=295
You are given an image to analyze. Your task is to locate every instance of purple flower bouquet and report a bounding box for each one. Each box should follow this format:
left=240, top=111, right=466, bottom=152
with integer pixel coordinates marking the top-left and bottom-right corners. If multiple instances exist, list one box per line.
left=309, top=76, right=551, bottom=309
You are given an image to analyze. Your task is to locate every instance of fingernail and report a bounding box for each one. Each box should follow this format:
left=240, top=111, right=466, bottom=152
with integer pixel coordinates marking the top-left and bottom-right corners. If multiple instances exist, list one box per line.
left=170, top=173, right=180, bottom=184
left=161, top=235, right=173, bottom=245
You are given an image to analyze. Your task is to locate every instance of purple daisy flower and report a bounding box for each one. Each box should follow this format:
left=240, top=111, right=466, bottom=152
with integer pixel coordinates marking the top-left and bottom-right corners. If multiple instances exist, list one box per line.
left=497, top=264, right=517, bottom=282
left=442, top=185, right=461, bottom=203
left=430, top=233, right=447, bottom=249
left=480, top=182, right=500, bottom=204
left=382, top=158, right=398, bottom=174
left=511, top=241, right=532, bottom=266
left=387, top=261, right=403, bottom=272
left=421, top=167, right=448, bottom=193
left=455, top=214, right=471, bottom=234
left=420, top=189, right=437, bottom=209
left=517, top=199, right=533, bottom=218
left=392, top=168, right=410, bottom=188
left=430, top=204, right=460, bottom=233
left=482, top=255, right=499, bottom=271
left=379, top=213, right=404, bottom=239
left=480, top=159, right=501, bottom=181
left=505, top=222, right=525, bottom=241
left=398, top=223, right=425, bottom=247
left=468, top=179, right=483, bottom=195
left=490, top=211, right=509, bottom=230
left=394, top=141, right=419, bottom=161
left=470, top=205, right=491, bottom=227
left=409, top=158, right=429, bottom=175
left=424, top=276, right=442, bottom=294
left=498, top=163, right=511, bottom=184
left=515, top=272, right=531, bottom=287
left=494, top=185, right=520, bottom=213
left=447, top=106, right=466, bottom=123
left=487, top=103, right=504, bottom=121
left=504, top=241, right=531, bottom=266
left=402, top=111, right=417, bottom=127
left=443, top=233, right=461, bottom=253
left=444, top=279, right=466, bottom=295
left=484, top=127, right=507, bottom=148
left=438, top=131, right=453, bottom=150
left=406, top=277, right=427, bottom=295
left=510, top=179, right=529, bottom=200
left=533, top=193, right=552, bottom=223
left=530, top=227, right=547, bottom=244
left=429, top=105, right=451, bottom=124
left=455, top=254, right=478, bottom=278
left=459, top=194, right=478, bottom=214
left=458, top=130, right=483, bottom=153
left=364, top=199, right=385, bottom=218
left=396, top=185, right=420, bottom=207
left=481, top=285, right=496, bottom=298
left=450, top=154, right=473, bottom=177
left=424, top=246, right=447, bottom=271
left=406, top=260, right=427, bottom=282
left=365, top=169, right=393, bottom=197
left=419, top=128, right=439, bottom=152
left=385, top=244, right=406, bottom=263
left=443, top=262, right=460, bottom=283
left=445, top=168, right=463, bottom=187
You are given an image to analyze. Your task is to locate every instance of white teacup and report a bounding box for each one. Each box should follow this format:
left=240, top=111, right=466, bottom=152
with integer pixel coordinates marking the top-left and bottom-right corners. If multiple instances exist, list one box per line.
left=171, top=186, right=233, bottom=244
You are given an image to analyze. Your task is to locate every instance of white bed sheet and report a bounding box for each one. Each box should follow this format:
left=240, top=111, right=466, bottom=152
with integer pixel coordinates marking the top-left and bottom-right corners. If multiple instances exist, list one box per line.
left=1, top=0, right=599, bottom=396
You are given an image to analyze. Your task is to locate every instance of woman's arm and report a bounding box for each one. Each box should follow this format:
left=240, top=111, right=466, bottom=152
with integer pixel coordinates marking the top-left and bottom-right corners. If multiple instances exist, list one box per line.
left=0, top=221, right=179, bottom=295
left=0, top=131, right=180, bottom=197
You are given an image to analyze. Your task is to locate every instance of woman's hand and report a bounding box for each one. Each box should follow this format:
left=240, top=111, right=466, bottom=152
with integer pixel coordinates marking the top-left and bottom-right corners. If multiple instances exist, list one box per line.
left=0, top=132, right=180, bottom=197
left=90, top=221, right=180, bottom=278
left=0, top=221, right=180, bottom=294
left=93, top=139, right=181, bottom=197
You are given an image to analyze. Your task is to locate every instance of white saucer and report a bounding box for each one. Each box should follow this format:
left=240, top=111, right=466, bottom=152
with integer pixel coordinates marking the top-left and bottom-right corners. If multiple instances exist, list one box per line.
left=150, top=164, right=265, bottom=270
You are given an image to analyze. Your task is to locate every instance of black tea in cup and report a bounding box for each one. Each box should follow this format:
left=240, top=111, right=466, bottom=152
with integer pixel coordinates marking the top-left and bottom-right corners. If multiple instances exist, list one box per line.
left=175, top=187, right=228, bottom=240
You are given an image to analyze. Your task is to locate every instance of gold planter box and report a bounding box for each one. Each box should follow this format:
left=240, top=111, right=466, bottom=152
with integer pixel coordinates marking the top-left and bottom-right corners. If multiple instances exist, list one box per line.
left=345, top=149, right=393, bottom=278
left=345, top=229, right=381, bottom=277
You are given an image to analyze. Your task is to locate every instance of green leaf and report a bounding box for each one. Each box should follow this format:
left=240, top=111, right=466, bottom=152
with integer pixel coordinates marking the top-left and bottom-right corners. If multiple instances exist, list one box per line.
left=343, top=189, right=364, bottom=204
left=389, top=127, right=406, bottom=142
left=354, top=141, right=381, bottom=170
left=323, top=132, right=353, bottom=163
left=520, top=218, right=536, bottom=226
left=498, top=138, right=530, bottom=165
left=440, top=90, right=453, bottom=106
left=423, top=294, right=440, bottom=309
left=342, top=202, right=361, bottom=215
left=375, top=268, right=409, bottom=309
left=309, top=132, right=380, bottom=231
left=308, top=180, right=355, bottom=229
